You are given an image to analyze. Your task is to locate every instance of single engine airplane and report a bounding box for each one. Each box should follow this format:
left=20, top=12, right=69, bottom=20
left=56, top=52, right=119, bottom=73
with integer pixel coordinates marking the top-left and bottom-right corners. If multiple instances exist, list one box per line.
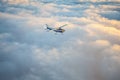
left=45, top=24, right=67, bottom=34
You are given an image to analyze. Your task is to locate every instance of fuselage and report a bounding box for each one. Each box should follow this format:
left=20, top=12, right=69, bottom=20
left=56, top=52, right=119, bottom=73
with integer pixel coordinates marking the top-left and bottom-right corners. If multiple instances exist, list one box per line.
left=46, top=26, right=65, bottom=33
left=53, top=28, right=65, bottom=33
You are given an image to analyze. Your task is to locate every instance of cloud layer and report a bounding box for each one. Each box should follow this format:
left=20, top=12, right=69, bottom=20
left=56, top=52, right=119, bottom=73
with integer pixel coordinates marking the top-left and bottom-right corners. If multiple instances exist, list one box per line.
left=0, top=0, right=120, bottom=80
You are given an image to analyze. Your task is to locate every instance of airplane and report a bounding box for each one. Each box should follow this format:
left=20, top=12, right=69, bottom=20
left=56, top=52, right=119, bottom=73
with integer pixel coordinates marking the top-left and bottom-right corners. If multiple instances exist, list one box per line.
left=45, top=24, right=67, bottom=34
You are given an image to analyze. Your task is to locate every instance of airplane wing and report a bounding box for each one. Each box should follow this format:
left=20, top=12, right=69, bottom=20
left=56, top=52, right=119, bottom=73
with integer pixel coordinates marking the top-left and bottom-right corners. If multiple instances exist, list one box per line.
left=58, top=24, right=67, bottom=29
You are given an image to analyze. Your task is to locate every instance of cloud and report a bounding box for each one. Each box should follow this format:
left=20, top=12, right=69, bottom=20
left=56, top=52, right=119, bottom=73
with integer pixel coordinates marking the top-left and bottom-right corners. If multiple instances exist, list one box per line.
left=0, top=42, right=34, bottom=80
left=0, top=0, right=120, bottom=80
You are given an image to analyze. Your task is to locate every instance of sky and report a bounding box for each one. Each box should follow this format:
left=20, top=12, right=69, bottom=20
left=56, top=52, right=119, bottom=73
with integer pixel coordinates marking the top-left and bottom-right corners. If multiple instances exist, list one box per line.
left=0, top=0, right=120, bottom=80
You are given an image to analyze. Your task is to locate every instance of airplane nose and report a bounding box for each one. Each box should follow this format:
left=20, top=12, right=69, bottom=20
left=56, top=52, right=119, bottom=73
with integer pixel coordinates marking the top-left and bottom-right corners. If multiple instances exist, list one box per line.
left=62, top=29, right=65, bottom=32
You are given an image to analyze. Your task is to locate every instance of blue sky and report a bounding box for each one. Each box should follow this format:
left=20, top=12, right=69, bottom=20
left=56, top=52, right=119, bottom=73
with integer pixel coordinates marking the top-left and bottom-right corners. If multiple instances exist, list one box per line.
left=0, top=0, right=120, bottom=80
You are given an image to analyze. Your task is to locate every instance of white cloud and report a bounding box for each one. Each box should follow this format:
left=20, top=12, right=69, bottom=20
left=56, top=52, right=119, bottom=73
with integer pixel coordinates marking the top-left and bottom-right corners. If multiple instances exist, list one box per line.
left=0, top=0, right=120, bottom=80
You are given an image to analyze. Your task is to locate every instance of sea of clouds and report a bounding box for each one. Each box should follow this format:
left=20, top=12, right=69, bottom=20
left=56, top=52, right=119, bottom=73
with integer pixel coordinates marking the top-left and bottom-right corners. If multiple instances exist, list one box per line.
left=0, top=0, right=120, bottom=80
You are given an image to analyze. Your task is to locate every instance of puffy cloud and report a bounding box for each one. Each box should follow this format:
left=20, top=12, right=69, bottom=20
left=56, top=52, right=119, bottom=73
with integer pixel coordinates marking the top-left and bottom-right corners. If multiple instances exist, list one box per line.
left=0, top=0, right=120, bottom=80
left=5, top=0, right=29, bottom=4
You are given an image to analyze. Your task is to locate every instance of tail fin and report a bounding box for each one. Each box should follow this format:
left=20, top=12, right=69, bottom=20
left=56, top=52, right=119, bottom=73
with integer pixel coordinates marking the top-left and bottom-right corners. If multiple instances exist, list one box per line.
left=45, top=24, right=53, bottom=30
left=45, top=24, right=49, bottom=28
left=46, top=24, right=48, bottom=27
